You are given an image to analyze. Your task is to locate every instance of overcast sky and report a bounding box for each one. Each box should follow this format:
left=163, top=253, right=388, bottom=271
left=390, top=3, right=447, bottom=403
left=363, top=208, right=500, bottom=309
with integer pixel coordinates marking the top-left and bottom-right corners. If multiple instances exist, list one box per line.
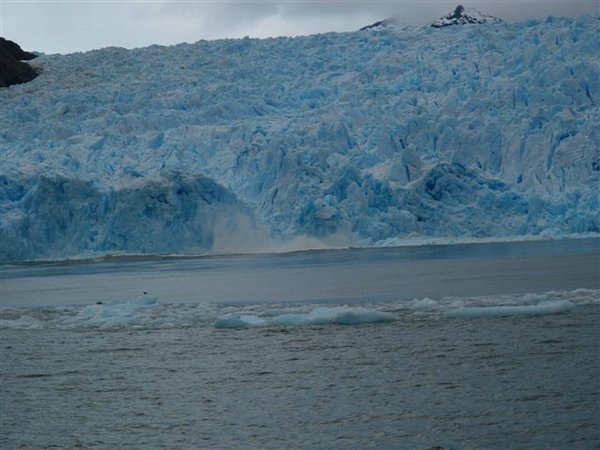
left=2, top=1, right=598, bottom=54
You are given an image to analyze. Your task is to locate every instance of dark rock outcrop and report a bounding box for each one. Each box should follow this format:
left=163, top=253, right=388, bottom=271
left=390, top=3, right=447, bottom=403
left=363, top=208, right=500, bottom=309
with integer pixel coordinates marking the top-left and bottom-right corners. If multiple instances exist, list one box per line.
left=0, top=38, right=39, bottom=87
left=431, top=5, right=502, bottom=28
left=1, top=37, right=37, bottom=60
left=362, top=5, right=501, bottom=32
left=360, top=19, right=396, bottom=31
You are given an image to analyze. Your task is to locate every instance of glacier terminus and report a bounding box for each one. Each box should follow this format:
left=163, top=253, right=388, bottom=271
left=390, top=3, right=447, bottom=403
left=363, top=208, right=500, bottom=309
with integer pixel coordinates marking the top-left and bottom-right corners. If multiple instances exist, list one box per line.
left=1, top=14, right=598, bottom=262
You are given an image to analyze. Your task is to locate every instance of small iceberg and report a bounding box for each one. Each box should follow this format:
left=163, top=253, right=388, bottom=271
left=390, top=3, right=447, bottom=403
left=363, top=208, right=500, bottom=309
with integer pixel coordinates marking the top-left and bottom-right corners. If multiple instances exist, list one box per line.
left=445, top=300, right=575, bottom=318
left=69, top=293, right=159, bottom=329
left=214, top=306, right=395, bottom=329
left=271, top=306, right=395, bottom=326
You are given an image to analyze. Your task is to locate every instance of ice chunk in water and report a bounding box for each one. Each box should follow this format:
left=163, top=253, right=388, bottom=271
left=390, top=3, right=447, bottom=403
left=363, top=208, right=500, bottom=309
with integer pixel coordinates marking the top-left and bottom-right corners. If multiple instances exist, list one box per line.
left=445, top=300, right=575, bottom=318
left=272, top=306, right=395, bottom=326
left=72, top=294, right=159, bottom=328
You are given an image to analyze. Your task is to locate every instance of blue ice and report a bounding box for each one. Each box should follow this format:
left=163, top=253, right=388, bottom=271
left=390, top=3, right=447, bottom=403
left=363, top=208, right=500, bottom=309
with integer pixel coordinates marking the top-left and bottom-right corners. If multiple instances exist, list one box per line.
left=445, top=300, right=576, bottom=318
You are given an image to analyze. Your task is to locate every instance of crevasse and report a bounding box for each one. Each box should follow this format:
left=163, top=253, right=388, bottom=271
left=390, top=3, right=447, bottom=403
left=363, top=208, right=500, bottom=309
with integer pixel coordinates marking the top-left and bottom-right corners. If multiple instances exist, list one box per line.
left=1, top=15, right=598, bottom=262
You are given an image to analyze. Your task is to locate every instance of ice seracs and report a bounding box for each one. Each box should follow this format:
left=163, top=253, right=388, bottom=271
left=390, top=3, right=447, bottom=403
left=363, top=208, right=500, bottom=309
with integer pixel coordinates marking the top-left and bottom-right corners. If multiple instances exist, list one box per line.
left=0, top=14, right=598, bottom=262
left=431, top=5, right=502, bottom=28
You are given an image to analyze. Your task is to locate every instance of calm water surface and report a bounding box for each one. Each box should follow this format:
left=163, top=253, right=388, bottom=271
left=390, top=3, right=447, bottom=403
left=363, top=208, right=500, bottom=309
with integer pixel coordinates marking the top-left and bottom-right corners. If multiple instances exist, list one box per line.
left=1, top=239, right=599, bottom=449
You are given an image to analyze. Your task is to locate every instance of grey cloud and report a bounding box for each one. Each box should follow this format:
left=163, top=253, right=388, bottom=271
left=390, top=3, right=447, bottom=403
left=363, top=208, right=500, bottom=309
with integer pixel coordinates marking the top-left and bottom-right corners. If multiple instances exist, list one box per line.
left=2, top=0, right=598, bottom=54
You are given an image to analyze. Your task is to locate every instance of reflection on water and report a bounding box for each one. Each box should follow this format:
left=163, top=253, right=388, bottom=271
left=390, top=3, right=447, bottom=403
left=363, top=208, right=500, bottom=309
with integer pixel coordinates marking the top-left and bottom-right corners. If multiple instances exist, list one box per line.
left=2, top=238, right=599, bottom=307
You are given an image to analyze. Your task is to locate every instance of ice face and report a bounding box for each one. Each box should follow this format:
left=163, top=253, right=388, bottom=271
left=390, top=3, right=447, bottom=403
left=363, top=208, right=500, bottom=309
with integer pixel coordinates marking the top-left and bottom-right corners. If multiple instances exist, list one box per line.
left=1, top=15, right=598, bottom=261
left=0, top=172, right=260, bottom=261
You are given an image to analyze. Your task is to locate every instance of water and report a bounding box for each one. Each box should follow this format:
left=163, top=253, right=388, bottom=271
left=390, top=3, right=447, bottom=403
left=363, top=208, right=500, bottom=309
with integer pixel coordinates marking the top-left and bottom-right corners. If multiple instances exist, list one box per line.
left=1, top=239, right=599, bottom=449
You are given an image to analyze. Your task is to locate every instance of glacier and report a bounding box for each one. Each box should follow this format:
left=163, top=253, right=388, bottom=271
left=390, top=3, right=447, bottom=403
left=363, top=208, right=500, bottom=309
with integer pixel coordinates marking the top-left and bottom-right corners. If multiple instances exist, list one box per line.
left=1, top=15, right=599, bottom=262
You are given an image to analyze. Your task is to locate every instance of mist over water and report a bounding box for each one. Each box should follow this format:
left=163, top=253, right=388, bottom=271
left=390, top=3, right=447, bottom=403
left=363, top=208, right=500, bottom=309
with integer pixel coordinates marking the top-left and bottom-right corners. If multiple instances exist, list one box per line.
left=2, top=238, right=598, bottom=308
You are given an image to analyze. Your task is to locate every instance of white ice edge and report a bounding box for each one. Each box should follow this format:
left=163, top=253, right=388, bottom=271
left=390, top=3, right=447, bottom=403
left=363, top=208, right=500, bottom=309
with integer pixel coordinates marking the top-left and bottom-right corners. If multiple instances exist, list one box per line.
left=2, top=289, right=598, bottom=331
left=444, top=299, right=576, bottom=318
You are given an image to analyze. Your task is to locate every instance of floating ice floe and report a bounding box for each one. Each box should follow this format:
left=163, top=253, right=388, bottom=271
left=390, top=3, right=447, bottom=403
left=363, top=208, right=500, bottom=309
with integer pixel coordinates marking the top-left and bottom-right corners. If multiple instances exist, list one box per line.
left=1, top=290, right=597, bottom=331
left=445, top=300, right=576, bottom=318
left=214, top=306, right=395, bottom=329
left=67, top=294, right=160, bottom=329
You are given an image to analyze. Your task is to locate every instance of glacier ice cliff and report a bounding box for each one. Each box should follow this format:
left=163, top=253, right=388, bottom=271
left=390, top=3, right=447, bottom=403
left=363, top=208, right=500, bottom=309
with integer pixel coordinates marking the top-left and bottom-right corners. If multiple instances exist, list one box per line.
left=1, top=15, right=599, bottom=261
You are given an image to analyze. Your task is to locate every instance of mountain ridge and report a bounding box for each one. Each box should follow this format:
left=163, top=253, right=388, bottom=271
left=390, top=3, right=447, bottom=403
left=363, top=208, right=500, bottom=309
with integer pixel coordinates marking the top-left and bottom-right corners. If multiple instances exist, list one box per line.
left=431, top=4, right=502, bottom=28
left=361, top=4, right=503, bottom=31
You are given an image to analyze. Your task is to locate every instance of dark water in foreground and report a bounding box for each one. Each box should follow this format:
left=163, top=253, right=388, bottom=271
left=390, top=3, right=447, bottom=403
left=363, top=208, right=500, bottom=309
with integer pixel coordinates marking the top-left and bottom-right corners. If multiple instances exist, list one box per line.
left=1, top=239, right=599, bottom=449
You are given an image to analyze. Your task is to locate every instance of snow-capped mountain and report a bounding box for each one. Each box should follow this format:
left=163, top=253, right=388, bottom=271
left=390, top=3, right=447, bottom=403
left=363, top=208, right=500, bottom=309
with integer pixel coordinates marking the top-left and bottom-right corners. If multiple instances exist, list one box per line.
left=431, top=5, right=502, bottom=28
left=1, top=14, right=598, bottom=262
